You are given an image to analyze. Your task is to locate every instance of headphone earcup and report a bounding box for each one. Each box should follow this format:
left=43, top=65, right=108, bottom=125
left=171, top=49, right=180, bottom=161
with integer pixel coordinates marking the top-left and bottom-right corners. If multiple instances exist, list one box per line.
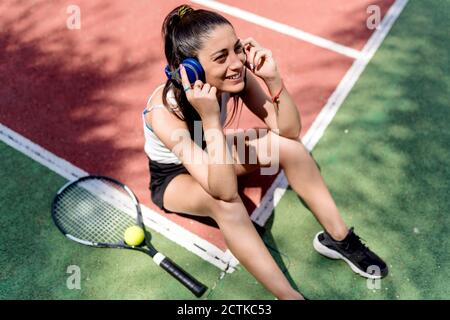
left=181, top=58, right=205, bottom=84
left=164, top=58, right=205, bottom=85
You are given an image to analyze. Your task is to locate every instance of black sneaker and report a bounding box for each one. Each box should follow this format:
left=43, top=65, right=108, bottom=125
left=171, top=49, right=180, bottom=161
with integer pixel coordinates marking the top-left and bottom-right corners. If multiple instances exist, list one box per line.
left=313, top=227, right=388, bottom=279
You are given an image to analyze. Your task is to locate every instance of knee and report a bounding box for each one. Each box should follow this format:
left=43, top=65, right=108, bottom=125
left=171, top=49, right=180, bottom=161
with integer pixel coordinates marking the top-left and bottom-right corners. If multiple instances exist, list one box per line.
left=279, top=136, right=309, bottom=164
left=210, top=196, right=250, bottom=224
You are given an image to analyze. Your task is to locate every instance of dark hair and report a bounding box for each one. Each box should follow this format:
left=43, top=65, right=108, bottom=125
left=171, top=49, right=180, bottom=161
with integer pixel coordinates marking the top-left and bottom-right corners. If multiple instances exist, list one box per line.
left=161, top=4, right=244, bottom=144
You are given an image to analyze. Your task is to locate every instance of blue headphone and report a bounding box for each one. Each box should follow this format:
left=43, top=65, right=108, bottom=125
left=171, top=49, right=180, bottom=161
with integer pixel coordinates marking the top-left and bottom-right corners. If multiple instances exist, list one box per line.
left=165, top=58, right=205, bottom=85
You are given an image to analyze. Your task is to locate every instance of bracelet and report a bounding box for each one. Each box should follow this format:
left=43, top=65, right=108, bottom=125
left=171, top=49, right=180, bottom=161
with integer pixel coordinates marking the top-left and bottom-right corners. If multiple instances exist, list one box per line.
left=270, top=81, right=284, bottom=109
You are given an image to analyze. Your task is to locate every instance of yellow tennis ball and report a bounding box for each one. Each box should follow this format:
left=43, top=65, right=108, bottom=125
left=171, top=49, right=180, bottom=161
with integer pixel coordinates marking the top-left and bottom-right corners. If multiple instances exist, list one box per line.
left=124, top=226, right=145, bottom=246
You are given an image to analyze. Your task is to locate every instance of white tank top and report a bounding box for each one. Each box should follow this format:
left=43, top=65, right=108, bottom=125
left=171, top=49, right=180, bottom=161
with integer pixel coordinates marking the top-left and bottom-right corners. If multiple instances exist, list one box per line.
left=143, top=85, right=230, bottom=164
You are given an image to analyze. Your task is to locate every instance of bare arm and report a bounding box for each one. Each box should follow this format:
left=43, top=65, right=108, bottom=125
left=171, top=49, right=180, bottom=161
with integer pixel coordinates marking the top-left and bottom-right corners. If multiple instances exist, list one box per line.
left=148, top=107, right=237, bottom=201
left=202, top=117, right=238, bottom=202
left=162, top=64, right=238, bottom=201
left=241, top=38, right=302, bottom=139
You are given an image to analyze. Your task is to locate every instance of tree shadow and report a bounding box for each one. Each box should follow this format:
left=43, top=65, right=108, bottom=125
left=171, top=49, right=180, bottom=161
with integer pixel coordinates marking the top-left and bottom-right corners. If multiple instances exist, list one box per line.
left=0, top=0, right=157, bottom=177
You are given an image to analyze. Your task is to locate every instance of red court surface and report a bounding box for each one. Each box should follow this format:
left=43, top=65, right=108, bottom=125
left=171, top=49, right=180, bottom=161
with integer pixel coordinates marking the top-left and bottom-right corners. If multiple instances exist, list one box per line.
left=0, top=1, right=395, bottom=252
left=220, top=0, right=395, bottom=50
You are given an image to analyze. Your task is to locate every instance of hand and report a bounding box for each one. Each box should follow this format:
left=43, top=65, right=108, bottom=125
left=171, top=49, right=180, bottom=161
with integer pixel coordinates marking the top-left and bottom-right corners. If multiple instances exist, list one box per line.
left=179, top=64, right=220, bottom=122
left=242, top=37, right=280, bottom=81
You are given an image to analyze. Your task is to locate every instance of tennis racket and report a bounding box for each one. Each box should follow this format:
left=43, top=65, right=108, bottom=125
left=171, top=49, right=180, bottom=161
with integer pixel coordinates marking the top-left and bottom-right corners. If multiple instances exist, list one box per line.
left=51, top=175, right=207, bottom=297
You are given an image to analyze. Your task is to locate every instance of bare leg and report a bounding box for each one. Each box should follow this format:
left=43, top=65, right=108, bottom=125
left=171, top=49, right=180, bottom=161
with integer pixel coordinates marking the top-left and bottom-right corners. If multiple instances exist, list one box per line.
left=163, top=174, right=303, bottom=299
left=244, top=130, right=349, bottom=241
left=280, top=139, right=349, bottom=240
left=212, top=198, right=303, bottom=300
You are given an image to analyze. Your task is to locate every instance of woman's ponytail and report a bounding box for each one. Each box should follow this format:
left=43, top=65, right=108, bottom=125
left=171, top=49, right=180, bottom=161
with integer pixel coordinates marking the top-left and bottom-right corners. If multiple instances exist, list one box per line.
left=159, top=5, right=242, bottom=143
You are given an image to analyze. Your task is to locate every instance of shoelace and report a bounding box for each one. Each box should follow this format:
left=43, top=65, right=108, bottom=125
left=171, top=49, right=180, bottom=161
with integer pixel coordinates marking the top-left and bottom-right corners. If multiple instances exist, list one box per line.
left=345, top=232, right=370, bottom=254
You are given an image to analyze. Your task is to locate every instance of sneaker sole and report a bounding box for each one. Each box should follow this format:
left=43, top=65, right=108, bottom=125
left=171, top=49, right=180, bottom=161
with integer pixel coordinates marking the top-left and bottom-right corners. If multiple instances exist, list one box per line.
left=313, top=232, right=382, bottom=280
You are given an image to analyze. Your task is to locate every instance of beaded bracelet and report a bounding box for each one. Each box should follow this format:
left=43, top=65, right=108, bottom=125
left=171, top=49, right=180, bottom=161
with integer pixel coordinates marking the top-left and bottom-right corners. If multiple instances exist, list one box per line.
left=271, top=81, right=284, bottom=109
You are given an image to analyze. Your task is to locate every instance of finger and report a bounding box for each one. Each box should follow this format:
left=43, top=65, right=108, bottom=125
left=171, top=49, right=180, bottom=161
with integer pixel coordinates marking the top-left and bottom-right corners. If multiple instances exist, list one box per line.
left=247, top=47, right=257, bottom=70
left=202, top=83, right=211, bottom=93
left=244, top=50, right=252, bottom=69
left=244, top=42, right=259, bottom=55
left=242, top=37, right=260, bottom=48
left=209, top=86, right=217, bottom=97
left=251, top=48, right=264, bottom=69
left=179, top=64, right=191, bottom=90
left=193, top=80, right=203, bottom=88
left=249, top=47, right=262, bottom=71
left=254, top=50, right=270, bottom=69
left=193, top=80, right=203, bottom=93
left=254, top=51, right=264, bottom=70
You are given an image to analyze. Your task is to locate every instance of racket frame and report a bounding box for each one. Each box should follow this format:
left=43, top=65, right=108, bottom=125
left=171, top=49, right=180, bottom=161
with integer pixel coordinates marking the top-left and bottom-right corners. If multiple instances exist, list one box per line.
left=51, top=175, right=207, bottom=297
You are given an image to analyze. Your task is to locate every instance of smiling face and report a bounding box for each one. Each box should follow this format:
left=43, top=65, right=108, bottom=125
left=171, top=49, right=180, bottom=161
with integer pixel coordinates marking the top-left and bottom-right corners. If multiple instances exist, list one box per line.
left=196, top=24, right=246, bottom=94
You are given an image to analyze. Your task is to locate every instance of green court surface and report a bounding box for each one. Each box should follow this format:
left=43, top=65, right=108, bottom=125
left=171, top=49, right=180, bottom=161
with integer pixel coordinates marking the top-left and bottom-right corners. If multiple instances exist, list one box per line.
left=1, top=0, right=448, bottom=299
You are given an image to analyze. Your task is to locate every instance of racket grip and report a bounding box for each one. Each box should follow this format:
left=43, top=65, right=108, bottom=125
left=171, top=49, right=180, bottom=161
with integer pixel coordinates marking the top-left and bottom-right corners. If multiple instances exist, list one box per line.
left=156, top=254, right=207, bottom=297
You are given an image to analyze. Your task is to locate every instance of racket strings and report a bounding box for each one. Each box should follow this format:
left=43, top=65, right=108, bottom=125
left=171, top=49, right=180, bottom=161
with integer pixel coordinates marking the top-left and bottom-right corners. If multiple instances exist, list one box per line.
left=53, top=179, right=137, bottom=244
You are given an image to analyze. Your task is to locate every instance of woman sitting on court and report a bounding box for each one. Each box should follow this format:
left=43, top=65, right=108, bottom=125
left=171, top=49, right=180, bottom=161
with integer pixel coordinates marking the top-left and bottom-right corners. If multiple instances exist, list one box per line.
left=143, top=4, right=388, bottom=300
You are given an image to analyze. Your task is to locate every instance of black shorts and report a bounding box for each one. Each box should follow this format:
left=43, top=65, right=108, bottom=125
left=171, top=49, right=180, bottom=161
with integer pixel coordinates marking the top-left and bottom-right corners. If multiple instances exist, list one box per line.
left=149, top=158, right=189, bottom=213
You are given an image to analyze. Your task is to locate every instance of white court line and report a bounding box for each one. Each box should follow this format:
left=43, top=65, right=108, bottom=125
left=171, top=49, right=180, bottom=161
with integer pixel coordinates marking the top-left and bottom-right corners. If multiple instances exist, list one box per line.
left=190, top=0, right=362, bottom=59
left=251, top=0, right=409, bottom=226
left=0, top=123, right=239, bottom=272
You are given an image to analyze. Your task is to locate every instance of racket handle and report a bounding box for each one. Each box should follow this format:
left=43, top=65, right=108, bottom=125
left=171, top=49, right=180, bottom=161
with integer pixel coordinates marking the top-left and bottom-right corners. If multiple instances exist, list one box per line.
left=154, top=253, right=207, bottom=297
